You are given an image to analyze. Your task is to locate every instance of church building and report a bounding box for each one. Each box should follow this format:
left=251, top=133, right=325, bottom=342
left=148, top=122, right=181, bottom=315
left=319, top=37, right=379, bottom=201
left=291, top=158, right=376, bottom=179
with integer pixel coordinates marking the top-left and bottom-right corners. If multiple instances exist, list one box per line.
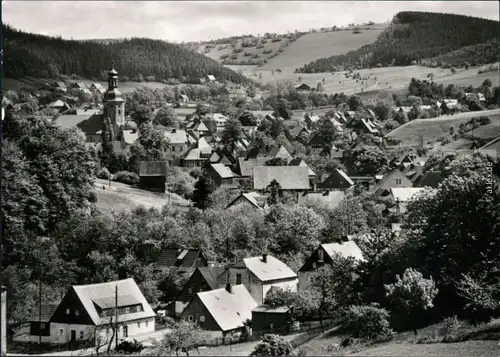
left=54, top=64, right=132, bottom=153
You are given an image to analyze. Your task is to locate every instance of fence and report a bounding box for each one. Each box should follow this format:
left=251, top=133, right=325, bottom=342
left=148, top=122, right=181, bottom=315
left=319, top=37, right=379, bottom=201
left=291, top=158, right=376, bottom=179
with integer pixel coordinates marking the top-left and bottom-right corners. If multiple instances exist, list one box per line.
left=197, top=318, right=340, bottom=348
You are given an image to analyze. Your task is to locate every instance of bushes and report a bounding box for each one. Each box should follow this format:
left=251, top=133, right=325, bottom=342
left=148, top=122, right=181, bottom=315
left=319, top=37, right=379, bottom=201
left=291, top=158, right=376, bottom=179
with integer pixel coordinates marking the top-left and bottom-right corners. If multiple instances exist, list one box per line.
left=97, top=167, right=111, bottom=180
left=251, top=334, right=292, bottom=356
left=116, top=339, right=144, bottom=354
left=341, top=304, right=394, bottom=341
left=114, top=171, right=140, bottom=185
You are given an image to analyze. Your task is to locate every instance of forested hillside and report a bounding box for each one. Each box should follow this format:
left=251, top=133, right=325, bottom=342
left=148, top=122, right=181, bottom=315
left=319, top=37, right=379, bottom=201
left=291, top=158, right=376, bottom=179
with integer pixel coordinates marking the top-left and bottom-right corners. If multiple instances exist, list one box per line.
left=3, top=25, right=250, bottom=84
left=296, top=11, right=500, bottom=73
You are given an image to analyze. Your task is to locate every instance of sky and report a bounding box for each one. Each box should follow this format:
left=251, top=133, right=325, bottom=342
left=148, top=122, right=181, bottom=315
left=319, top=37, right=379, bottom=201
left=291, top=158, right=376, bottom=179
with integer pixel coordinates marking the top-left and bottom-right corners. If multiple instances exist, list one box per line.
left=2, top=1, right=499, bottom=43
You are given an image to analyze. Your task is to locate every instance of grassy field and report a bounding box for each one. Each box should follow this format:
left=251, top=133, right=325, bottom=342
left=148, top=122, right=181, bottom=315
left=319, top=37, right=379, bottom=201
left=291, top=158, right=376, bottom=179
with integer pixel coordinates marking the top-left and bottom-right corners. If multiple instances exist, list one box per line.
left=94, top=178, right=190, bottom=213
left=385, top=109, right=500, bottom=146
left=298, top=319, right=500, bottom=357
left=232, top=64, right=499, bottom=97
left=260, top=26, right=386, bottom=72
left=198, top=24, right=386, bottom=69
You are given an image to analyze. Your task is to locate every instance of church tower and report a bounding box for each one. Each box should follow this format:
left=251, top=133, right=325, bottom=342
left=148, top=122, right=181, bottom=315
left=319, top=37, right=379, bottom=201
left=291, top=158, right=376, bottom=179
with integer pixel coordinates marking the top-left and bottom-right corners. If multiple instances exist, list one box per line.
left=103, top=62, right=125, bottom=128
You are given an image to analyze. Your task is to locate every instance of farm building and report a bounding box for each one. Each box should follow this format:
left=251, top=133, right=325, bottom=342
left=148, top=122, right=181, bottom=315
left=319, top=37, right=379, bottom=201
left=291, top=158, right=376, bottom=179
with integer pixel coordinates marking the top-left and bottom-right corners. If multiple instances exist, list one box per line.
left=373, top=169, right=414, bottom=196
left=252, top=305, right=293, bottom=336
left=20, top=279, right=155, bottom=345
left=226, top=192, right=269, bottom=211
left=155, top=248, right=208, bottom=271
left=318, top=168, right=354, bottom=191
left=206, top=163, right=240, bottom=188
left=295, top=83, right=311, bottom=91
left=172, top=266, right=227, bottom=317
left=229, top=254, right=298, bottom=305
left=180, top=284, right=257, bottom=338
left=138, top=161, right=168, bottom=193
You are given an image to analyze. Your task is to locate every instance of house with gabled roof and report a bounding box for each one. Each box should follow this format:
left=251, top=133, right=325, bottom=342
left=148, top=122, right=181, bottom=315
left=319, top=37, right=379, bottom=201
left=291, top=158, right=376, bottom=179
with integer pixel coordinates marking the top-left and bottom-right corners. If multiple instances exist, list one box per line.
left=237, top=157, right=269, bottom=177
left=206, top=75, right=216, bottom=83
left=207, top=163, right=240, bottom=188
left=156, top=248, right=208, bottom=271
left=288, top=158, right=317, bottom=190
left=172, top=266, right=227, bottom=317
left=295, top=83, right=311, bottom=91
left=253, top=166, right=310, bottom=191
left=25, top=278, right=155, bottom=345
left=298, top=242, right=365, bottom=290
left=387, top=187, right=430, bottom=214
left=318, top=168, right=354, bottom=191
left=54, top=81, right=67, bottom=92
left=180, top=284, right=257, bottom=337
left=304, top=113, right=321, bottom=129
left=182, top=137, right=213, bottom=168
left=90, top=82, right=106, bottom=94
left=230, top=254, right=298, bottom=305
left=164, top=129, right=190, bottom=166
left=373, top=169, right=414, bottom=196
left=264, top=144, right=293, bottom=163
left=226, top=191, right=269, bottom=211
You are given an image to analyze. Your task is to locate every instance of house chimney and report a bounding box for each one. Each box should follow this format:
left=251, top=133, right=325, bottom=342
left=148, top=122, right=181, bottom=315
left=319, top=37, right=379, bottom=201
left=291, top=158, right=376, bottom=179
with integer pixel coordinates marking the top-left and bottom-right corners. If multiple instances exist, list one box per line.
left=262, top=253, right=268, bottom=263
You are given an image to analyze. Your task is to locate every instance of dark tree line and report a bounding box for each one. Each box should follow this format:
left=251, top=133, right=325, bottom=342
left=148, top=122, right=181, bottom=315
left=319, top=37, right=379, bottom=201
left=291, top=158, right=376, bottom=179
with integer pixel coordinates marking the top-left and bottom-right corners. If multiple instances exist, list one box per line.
left=296, top=11, right=500, bottom=73
left=3, top=24, right=250, bottom=84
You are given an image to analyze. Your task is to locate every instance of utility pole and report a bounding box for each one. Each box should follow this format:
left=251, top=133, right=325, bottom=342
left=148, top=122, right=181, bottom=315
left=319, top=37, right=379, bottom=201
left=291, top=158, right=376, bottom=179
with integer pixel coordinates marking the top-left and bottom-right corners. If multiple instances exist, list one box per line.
left=115, top=286, right=118, bottom=350
left=38, top=278, right=42, bottom=346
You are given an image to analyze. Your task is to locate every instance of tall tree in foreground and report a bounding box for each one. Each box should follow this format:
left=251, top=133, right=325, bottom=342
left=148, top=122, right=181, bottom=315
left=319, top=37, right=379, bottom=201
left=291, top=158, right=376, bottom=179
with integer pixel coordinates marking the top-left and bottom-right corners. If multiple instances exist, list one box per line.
left=192, top=176, right=214, bottom=211
left=385, top=268, right=438, bottom=335
left=266, top=179, right=283, bottom=205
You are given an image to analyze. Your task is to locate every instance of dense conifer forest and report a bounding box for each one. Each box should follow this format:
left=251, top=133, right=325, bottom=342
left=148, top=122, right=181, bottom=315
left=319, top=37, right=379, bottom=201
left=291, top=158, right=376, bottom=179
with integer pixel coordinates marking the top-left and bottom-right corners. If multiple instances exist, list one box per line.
left=3, top=24, right=251, bottom=84
left=296, top=12, right=500, bottom=73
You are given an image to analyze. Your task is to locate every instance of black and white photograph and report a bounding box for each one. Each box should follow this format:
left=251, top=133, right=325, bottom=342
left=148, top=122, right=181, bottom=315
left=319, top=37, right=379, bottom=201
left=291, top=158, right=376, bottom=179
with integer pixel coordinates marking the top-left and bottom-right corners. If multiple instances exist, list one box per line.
left=1, top=0, right=500, bottom=356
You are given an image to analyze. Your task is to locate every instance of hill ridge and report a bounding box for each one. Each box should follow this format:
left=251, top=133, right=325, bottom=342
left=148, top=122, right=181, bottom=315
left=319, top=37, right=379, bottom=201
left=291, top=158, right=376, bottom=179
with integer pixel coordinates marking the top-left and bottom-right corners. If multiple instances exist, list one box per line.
left=3, top=24, right=250, bottom=84
left=296, top=11, right=500, bottom=73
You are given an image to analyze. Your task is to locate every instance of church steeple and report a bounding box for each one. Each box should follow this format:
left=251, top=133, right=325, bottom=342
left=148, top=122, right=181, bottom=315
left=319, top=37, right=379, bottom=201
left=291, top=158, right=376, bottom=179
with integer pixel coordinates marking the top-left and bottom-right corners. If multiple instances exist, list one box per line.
left=108, top=61, right=119, bottom=90
left=103, top=61, right=125, bottom=128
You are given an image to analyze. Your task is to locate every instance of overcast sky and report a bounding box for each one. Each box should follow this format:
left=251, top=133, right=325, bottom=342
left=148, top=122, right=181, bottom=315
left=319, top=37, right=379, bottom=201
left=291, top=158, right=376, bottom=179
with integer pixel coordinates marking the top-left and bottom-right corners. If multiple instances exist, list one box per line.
left=3, top=1, right=499, bottom=42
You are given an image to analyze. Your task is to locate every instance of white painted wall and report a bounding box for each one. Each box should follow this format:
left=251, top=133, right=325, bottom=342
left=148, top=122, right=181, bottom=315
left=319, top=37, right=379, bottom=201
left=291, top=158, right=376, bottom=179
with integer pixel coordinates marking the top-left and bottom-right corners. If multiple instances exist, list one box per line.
left=175, top=301, right=188, bottom=316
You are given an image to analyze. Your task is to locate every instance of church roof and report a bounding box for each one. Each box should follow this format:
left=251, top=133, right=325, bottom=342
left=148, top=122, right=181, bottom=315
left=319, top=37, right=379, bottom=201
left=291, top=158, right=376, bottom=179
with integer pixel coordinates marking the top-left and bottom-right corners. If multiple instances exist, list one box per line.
left=103, top=88, right=124, bottom=102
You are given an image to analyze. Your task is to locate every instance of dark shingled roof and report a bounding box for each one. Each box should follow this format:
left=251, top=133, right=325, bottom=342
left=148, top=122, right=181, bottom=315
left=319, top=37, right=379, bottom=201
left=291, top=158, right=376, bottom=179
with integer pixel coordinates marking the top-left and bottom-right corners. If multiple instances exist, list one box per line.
left=157, top=248, right=205, bottom=268
left=198, top=267, right=227, bottom=290
left=31, top=304, right=59, bottom=322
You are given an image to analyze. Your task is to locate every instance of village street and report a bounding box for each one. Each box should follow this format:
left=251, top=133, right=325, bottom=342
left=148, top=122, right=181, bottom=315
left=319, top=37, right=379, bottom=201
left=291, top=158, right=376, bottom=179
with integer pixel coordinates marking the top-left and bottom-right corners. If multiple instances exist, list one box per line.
left=7, top=328, right=171, bottom=357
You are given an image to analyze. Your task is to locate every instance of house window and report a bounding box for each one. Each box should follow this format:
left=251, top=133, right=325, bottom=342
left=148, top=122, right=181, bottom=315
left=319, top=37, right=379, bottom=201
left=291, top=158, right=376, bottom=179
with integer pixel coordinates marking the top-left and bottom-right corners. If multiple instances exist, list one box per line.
left=318, top=249, right=324, bottom=262
left=146, top=321, right=149, bottom=327
left=66, top=309, right=70, bottom=315
left=125, top=307, right=130, bottom=314
left=200, top=316, right=205, bottom=322
left=396, top=179, right=402, bottom=185
left=60, top=329, right=64, bottom=336
left=40, top=323, right=45, bottom=329
left=188, top=315, right=194, bottom=322
left=75, top=309, right=80, bottom=316
left=188, top=288, right=192, bottom=294
left=80, top=331, right=84, bottom=339
left=236, top=274, right=242, bottom=285
left=118, top=109, right=122, bottom=115
left=138, top=322, right=141, bottom=328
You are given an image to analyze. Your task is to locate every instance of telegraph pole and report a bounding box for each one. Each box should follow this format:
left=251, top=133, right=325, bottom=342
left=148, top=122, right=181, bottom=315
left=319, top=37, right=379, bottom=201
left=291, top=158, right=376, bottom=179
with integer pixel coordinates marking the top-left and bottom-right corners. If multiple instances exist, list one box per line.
left=115, top=286, right=118, bottom=350
left=38, top=278, right=42, bottom=346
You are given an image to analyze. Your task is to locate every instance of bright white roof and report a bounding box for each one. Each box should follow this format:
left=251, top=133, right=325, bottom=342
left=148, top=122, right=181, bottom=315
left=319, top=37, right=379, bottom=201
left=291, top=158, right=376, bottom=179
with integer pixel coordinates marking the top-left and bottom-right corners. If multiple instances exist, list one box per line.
left=390, top=187, right=428, bottom=202
left=241, top=255, right=297, bottom=282
left=321, top=241, right=365, bottom=262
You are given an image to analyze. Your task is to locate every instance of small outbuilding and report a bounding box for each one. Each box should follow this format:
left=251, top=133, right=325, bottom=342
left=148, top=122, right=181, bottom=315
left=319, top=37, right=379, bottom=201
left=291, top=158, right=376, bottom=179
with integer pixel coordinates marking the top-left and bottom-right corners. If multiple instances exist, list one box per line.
left=139, top=161, right=168, bottom=193
left=251, top=305, right=293, bottom=336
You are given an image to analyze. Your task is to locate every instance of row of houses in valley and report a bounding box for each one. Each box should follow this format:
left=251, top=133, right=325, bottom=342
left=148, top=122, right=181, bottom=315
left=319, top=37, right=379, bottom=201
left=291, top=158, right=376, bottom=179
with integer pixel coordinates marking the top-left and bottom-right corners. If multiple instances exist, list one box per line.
left=158, top=237, right=366, bottom=337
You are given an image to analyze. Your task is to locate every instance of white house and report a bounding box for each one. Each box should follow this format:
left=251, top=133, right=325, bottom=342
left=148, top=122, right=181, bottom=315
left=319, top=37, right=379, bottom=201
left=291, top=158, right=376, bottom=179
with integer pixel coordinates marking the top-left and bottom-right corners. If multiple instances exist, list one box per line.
left=229, top=254, right=298, bottom=305
left=23, top=279, right=155, bottom=345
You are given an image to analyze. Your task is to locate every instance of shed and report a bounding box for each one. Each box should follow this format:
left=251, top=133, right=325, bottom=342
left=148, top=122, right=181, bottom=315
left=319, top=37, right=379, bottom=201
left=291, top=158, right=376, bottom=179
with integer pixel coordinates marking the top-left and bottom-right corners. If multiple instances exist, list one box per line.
left=139, top=161, right=168, bottom=193
left=252, top=305, right=293, bottom=335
